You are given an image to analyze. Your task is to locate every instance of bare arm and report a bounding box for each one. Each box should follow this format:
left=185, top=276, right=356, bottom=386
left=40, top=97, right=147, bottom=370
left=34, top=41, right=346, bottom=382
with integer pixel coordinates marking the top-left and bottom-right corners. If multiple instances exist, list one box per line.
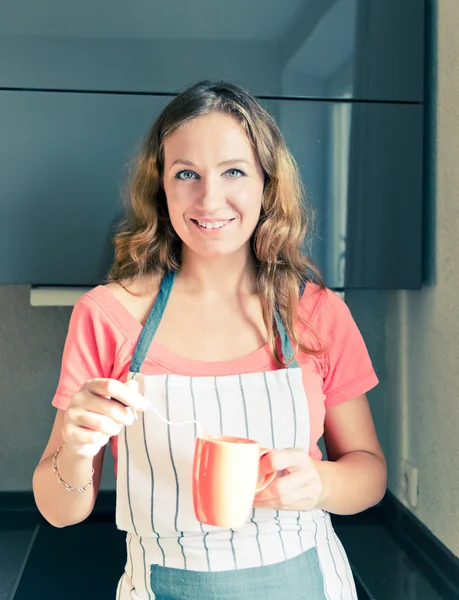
left=33, top=378, right=148, bottom=528
left=255, top=394, right=386, bottom=515
left=316, top=394, right=387, bottom=514
left=32, top=409, right=106, bottom=528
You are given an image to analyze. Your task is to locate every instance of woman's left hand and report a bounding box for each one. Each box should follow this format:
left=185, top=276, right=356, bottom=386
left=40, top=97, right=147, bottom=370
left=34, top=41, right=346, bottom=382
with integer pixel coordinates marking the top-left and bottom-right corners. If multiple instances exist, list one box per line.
left=253, top=448, right=326, bottom=512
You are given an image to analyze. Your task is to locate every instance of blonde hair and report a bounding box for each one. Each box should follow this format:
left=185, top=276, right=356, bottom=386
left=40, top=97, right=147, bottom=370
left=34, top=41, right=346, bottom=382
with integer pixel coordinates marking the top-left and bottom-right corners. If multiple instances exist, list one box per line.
left=108, top=80, right=324, bottom=364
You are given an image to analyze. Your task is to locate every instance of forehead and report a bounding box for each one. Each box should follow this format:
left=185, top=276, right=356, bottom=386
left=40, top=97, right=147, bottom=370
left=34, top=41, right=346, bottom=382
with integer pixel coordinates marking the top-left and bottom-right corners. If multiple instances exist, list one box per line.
left=163, top=112, right=255, bottom=163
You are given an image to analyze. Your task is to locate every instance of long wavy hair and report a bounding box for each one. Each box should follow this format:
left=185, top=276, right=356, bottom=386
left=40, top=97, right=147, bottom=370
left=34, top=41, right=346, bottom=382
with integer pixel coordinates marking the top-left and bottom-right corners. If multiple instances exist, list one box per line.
left=108, top=80, right=325, bottom=365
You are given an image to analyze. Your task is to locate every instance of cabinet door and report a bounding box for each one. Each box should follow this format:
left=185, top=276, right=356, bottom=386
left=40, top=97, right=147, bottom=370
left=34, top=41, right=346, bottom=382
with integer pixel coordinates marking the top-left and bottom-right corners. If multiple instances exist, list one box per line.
left=264, top=99, right=424, bottom=289
left=0, top=91, right=167, bottom=285
left=0, top=92, right=423, bottom=288
left=0, top=0, right=424, bottom=101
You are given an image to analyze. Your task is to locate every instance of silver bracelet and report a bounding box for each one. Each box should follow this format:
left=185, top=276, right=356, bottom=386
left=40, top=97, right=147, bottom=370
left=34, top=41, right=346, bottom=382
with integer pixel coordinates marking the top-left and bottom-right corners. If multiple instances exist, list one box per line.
left=52, top=445, right=94, bottom=493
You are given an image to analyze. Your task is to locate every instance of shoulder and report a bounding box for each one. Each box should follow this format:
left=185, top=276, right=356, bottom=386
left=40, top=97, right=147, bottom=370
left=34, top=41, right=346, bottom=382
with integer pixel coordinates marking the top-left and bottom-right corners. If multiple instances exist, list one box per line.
left=66, top=285, right=122, bottom=336
left=98, top=275, right=160, bottom=327
left=297, top=283, right=358, bottom=353
left=103, top=274, right=158, bottom=299
left=298, top=282, right=347, bottom=324
left=66, top=275, right=157, bottom=336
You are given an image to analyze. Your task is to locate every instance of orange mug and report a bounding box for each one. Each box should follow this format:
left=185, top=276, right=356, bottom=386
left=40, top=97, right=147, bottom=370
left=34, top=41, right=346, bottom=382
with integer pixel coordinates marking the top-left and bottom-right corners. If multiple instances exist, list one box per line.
left=192, top=435, right=277, bottom=528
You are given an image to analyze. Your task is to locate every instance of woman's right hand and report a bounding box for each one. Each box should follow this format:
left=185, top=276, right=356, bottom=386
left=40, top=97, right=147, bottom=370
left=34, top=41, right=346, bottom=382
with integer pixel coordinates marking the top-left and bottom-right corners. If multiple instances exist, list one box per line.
left=61, top=378, right=148, bottom=458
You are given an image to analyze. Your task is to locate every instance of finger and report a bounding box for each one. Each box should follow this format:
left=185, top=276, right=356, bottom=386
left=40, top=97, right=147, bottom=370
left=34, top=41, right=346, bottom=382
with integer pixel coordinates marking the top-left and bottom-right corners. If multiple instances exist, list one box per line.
left=259, top=448, right=309, bottom=474
left=83, top=378, right=148, bottom=411
left=253, top=489, right=317, bottom=512
left=125, top=379, right=140, bottom=420
left=70, top=444, right=103, bottom=458
left=254, top=469, right=306, bottom=503
left=126, top=379, right=139, bottom=392
left=71, top=409, right=125, bottom=436
left=62, top=422, right=110, bottom=449
left=69, top=394, right=136, bottom=427
left=254, top=481, right=318, bottom=509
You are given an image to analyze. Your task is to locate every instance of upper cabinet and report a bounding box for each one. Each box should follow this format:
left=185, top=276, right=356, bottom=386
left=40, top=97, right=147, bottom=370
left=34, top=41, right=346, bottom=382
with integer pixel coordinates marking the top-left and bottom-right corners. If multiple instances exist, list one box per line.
left=0, top=0, right=424, bottom=101
left=0, top=91, right=423, bottom=288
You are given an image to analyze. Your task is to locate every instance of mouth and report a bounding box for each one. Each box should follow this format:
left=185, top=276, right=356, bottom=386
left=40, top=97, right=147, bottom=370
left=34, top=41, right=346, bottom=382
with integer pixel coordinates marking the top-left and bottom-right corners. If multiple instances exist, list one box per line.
left=190, top=218, right=235, bottom=232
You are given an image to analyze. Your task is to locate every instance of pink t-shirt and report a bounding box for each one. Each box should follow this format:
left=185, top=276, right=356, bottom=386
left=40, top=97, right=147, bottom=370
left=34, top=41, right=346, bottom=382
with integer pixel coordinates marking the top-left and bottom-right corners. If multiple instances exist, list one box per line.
left=52, top=283, right=378, bottom=473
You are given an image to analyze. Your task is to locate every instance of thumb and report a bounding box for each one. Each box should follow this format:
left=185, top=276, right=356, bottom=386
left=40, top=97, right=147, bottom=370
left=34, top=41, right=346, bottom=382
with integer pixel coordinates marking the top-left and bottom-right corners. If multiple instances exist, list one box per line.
left=126, top=377, right=141, bottom=420
left=127, top=378, right=139, bottom=392
left=259, top=451, right=278, bottom=475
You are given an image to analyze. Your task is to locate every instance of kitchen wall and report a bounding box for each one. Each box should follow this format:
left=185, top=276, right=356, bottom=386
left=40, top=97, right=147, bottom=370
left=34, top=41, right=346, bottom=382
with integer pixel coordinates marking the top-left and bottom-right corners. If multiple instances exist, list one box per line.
left=347, top=0, right=459, bottom=558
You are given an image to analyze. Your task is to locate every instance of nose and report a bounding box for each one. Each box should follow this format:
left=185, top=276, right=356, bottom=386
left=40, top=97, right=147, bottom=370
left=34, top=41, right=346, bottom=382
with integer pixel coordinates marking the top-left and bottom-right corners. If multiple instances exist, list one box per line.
left=194, top=174, right=225, bottom=213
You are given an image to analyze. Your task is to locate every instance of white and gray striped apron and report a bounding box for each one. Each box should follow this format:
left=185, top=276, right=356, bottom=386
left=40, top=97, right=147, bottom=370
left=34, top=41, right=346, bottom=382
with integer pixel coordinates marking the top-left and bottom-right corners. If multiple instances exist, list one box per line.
left=115, top=271, right=357, bottom=600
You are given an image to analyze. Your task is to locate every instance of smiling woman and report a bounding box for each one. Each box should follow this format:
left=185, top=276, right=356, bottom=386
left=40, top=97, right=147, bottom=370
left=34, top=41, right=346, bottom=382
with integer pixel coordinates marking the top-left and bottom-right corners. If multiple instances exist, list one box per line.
left=162, top=112, right=265, bottom=259
left=33, top=80, right=385, bottom=600
left=109, top=81, right=319, bottom=366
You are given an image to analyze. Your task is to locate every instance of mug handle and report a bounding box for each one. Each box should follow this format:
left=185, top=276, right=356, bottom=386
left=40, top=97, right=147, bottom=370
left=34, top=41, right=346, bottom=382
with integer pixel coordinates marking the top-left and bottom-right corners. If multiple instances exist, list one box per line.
left=255, top=448, right=277, bottom=493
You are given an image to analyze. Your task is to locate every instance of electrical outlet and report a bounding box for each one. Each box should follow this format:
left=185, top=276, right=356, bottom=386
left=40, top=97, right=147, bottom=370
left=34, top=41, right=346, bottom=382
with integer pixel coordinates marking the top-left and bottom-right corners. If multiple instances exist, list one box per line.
left=401, top=460, right=419, bottom=509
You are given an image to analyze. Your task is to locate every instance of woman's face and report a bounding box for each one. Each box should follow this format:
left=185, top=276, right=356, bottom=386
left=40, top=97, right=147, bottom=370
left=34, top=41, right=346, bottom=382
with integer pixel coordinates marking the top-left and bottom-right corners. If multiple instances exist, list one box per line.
left=162, top=112, right=265, bottom=260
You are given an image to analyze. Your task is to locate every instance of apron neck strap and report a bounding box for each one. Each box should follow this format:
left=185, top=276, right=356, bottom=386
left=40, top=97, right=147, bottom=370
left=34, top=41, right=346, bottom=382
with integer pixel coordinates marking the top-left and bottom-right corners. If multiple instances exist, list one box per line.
left=129, top=272, right=306, bottom=374
left=129, top=270, right=175, bottom=375
left=274, top=311, right=298, bottom=368
left=272, top=280, right=306, bottom=368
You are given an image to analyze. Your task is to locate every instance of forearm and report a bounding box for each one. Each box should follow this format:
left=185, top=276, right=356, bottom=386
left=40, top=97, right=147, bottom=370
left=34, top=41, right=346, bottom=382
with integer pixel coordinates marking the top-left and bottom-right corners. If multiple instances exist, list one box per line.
left=32, top=444, right=103, bottom=528
left=315, top=451, right=387, bottom=515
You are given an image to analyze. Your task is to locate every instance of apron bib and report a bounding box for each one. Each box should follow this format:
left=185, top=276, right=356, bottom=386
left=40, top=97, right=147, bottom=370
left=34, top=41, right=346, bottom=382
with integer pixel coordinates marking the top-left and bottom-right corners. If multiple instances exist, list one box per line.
left=115, top=272, right=357, bottom=600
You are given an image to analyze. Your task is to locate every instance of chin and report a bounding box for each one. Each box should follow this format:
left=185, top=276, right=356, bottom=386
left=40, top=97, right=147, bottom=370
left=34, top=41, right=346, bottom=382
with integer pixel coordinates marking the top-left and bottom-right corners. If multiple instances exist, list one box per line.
left=185, top=241, right=251, bottom=260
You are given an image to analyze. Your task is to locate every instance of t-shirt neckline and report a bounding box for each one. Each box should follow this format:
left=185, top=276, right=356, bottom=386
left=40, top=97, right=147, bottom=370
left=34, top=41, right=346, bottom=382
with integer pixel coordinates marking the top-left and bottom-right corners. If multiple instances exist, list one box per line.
left=92, top=285, right=277, bottom=376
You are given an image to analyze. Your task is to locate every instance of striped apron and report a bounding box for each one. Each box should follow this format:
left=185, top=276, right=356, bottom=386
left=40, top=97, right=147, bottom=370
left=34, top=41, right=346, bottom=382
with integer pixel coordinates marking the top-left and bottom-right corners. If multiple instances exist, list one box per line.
left=115, top=272, right=357, bottom=600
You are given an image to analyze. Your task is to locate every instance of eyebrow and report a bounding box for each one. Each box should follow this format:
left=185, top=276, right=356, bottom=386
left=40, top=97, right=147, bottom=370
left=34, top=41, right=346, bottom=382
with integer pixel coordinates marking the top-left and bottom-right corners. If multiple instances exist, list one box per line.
left=169, top=158, right=252, bottom=169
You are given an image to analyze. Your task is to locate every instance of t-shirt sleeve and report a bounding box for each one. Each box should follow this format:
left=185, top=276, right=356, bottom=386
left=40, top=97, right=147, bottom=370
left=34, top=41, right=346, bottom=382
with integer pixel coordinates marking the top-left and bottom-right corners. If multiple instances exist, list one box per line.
left=306, top=288, right=378, bottom=407
left=52, top=295, right=117, bottom=410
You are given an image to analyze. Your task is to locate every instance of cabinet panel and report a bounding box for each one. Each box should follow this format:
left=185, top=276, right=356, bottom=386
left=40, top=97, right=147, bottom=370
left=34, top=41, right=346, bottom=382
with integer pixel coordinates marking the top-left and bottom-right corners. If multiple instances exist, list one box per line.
left=0, top=92, right=423, bottom=288
left=0, top=0, right=424, bottom=101
left=263, top=99, right=424, bottom=289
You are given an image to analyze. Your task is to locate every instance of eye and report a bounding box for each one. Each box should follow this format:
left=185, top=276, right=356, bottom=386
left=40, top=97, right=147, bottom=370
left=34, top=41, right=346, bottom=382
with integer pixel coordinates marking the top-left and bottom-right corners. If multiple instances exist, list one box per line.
left=225, top=168, right=246, bottom=178
left=175, top=170, right=199, bottom=181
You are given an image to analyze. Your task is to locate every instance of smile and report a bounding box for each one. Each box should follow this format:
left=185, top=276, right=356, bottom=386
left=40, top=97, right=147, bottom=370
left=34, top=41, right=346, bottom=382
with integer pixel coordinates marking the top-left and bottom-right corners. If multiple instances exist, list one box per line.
left=191, top=218, right=235, bottom=231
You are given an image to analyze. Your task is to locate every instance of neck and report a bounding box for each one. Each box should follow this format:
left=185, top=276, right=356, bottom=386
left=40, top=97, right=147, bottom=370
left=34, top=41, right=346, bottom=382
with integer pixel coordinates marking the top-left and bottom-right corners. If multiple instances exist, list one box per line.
left=177, top=245, right=257, bottom=297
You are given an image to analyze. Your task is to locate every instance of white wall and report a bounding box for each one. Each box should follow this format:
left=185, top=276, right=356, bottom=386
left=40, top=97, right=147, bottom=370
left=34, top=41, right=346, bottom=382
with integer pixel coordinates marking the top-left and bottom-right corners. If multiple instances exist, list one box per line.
left=348, top=0, right=459, bottom=557
left=0, top=285, right=118, bottom=490
left=385, top=0, right=459, bottom=555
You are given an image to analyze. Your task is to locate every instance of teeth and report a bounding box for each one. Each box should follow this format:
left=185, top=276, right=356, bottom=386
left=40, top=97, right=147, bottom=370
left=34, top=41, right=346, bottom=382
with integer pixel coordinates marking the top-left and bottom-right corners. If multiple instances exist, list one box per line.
left=196, top=220, right=230, bottom=229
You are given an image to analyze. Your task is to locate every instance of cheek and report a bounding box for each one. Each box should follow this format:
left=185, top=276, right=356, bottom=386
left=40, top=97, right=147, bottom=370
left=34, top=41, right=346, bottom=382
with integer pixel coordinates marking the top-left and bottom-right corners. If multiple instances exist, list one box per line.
left=234, top=187, right=263, bottom=222
left=164, top=187, right=187, bottom=225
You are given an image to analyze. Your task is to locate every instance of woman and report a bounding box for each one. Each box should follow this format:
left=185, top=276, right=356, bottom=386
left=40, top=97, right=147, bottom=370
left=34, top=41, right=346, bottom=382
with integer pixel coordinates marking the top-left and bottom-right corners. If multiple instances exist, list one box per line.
left=33, top=80, right=386, bottom=599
